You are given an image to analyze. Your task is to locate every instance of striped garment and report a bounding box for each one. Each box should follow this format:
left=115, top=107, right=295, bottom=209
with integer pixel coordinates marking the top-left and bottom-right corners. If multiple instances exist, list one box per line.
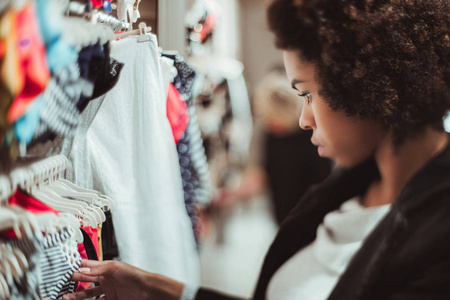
left=39, top=229, right=81, bottom=300
left=1, top=234, right=43, bottom=300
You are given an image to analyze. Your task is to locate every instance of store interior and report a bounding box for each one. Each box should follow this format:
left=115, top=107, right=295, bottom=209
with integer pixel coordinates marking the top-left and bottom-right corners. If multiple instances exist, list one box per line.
left=0, top=0, right=333, bottom=299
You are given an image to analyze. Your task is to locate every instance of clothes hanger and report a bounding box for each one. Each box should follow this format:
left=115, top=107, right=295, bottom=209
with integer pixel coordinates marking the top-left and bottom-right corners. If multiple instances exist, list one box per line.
left=6, top=245, right=29, bottom=273
left=33, top=157, right=102, bottom=227
left=43, top=161, right=106, bottom=224
left=0, top=252, right=15, bottom=291
left=0, top=272, right=9, bottom=300
left=57, top=179, right=116, bottom=211
left=0, top=248, right=24, bottom=280
left=54, top=156, right=115, bottom=210
left=0, top=175, right=12, bottom=205
left=33, top=160, right=102, bottom=227
left=7, top=163, right=88, bottom=239
left=56, top=213, right=84, bottom=243
left=0, top=209, right=22, bottom=238
left=113, top=22, right=151, bottom=41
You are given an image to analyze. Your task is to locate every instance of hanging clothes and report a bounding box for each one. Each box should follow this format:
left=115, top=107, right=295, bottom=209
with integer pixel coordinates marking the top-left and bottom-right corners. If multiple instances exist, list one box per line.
left=64, top=34, right=200, bottom=286
left=167, top=83, right=189, bottom=144
left=162, top=54, right=212, bottom=243
left=172, top=59, right=211, bottom=206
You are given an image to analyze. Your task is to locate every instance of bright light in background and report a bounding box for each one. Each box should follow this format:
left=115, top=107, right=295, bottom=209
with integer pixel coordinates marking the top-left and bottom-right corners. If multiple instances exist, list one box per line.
left=445, top=115, right=450, bottom=132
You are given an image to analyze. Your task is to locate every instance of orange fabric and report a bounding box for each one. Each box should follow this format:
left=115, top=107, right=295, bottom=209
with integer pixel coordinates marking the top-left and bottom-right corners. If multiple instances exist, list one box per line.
left=0, top=9, right=19, bottom=129
left=7, top=3, right=50, bottom=123
left=166, top=83, right=189, bottom=144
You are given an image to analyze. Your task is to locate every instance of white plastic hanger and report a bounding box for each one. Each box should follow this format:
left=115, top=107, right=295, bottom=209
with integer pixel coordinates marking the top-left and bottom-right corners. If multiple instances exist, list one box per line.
left=0, top=209, right=22, bottom=238
left=44, top=167, right=105, bottom=224
left=0, top=273, right=9, bottom=300
left=55, top=178, right=116, bottom=210
left=0, top=175, right=12, bottom=204
left=23, top=163, right=100, bottom=227
left=53, top=156, right=114, bottom=210
left=0, top=249, right=23, bottom=279
left=114, top=22, right=151, bottom=42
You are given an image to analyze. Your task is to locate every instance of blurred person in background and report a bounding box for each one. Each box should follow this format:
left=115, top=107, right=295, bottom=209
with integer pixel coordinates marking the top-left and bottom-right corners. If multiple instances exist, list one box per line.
left=64, top=0, right=450, bottom=299
left=215, top=68, right=332, bottom=225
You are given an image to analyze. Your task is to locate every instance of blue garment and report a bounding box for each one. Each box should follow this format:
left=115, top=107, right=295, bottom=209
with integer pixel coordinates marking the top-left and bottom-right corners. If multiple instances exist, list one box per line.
left=15, top=95, right=45, bottom=143
left=35, top=0, right=77, bottom=72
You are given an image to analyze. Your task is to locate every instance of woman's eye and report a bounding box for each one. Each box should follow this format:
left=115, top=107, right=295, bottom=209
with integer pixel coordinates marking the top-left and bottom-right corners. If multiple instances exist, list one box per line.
left=298, top=92, right=312, bottom=104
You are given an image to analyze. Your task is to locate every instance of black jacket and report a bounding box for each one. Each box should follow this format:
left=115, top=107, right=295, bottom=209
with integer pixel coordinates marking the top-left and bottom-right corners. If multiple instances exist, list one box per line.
left=197, top=141, right=450, bottom=300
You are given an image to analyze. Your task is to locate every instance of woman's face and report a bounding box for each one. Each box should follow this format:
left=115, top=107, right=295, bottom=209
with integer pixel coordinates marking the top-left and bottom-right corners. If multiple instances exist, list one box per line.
left=283, top=51, right=385, bottom=167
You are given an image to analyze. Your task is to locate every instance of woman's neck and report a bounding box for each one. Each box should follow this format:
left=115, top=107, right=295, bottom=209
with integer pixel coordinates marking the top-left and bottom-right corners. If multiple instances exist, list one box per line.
left=364, top=128, right=448, bottom=207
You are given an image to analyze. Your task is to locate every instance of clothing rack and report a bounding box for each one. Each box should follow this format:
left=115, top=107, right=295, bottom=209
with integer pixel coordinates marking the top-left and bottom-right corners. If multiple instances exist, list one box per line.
left=1, top=155, right=67, bottom=203
left=68, top=1, right=131, bottom=32
left=1, top=155, right=114, bottom=231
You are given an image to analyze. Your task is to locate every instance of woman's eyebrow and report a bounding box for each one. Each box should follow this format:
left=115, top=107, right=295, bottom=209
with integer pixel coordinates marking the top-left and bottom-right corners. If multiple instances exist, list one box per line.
left=291, top=79, right=306, bottom=90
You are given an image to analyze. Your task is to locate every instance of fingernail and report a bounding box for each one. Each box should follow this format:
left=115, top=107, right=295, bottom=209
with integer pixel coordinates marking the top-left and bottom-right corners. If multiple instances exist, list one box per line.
left=79, top=267, right=91, bottom=273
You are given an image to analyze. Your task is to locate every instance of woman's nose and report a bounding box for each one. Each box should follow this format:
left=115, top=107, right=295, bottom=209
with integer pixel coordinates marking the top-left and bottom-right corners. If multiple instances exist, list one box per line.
left=299, top=105, right=314, bottom=130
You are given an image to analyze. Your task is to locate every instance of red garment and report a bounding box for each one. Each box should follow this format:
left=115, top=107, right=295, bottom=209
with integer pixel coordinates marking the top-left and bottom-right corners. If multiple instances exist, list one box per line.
left=198, top=12, right=217, bottom=43
left=1, top=190, right=58, bottom=238
left=91, top=0, right=103, bottom=8
left=76, top=226, right=99, bottom=291
left=9, top=189, right=59, bottom=214
left=166, top=83, right=189, bottom=144
left=7, top=3, right=50, bottom=123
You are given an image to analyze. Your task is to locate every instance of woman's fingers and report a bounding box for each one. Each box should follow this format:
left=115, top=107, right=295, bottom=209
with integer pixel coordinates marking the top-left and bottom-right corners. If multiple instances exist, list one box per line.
left=79, top=259, right=104, bottom=268
left=76, top=260, right=116, bottom=279
left=70, top=272, right=102, bottom=282
left=62, top=286, right=104, bottom=300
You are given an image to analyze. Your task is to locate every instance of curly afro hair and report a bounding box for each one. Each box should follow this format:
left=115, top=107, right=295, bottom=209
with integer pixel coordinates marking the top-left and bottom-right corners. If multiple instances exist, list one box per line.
left=267, top=0, right=450, bottom=145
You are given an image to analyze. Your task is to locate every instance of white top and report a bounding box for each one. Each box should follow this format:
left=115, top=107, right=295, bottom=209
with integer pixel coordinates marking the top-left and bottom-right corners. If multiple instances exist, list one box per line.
left=267, top=197, right=391, bottom=300
left=64, top=35, right=199, bottom=286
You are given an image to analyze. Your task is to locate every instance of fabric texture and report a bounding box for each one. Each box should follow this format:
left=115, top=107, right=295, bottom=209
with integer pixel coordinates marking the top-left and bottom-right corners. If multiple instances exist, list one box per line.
left=39, top=229, right=81, bottom=300
left=180, top=283, right=199, bottom=300
left=8, top=2, right=50, bottom=124
left=167, top=83, right=189, bottom=144
left=168, top=56, right=212, bottom=242
left=267, top=197, right=390, bottom=300
left=9, top=189, right=59, bottom=215
left=195, top=137, right=450, bottom=300
left=101, top=210, right=119, bottom=261
left=76, top=227, right=99, bottom=291
left=171, top=56, right=211, bottom=205
left=64, top=35, right=200, bottom=285
left=1, top=235, right=43, bottom=300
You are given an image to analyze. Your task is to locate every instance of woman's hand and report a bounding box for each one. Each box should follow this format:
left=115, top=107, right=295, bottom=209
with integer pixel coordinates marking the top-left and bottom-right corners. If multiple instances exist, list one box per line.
left=62, top=259, right=184, bottom=300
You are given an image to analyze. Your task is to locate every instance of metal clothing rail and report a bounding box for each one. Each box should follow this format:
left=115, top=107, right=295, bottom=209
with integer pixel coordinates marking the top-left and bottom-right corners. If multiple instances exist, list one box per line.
left=68, top=1, right=131, bottom=32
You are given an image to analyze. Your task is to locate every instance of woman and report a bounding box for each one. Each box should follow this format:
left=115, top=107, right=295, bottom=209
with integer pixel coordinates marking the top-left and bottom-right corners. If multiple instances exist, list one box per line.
left=216, top=69, right=332, bottom=224
left=64, top=0, right=450, bottom=299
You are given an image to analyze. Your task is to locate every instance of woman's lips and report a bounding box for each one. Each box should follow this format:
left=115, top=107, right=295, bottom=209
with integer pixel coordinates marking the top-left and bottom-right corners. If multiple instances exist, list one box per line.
left=311, top=138, right=324, bottom=156
left=318, top=145, right=324, bottom=156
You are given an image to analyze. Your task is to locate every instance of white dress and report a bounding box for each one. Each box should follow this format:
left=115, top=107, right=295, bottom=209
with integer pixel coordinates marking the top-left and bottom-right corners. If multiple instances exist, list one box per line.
left=64, top=34, right=200, bottom=286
